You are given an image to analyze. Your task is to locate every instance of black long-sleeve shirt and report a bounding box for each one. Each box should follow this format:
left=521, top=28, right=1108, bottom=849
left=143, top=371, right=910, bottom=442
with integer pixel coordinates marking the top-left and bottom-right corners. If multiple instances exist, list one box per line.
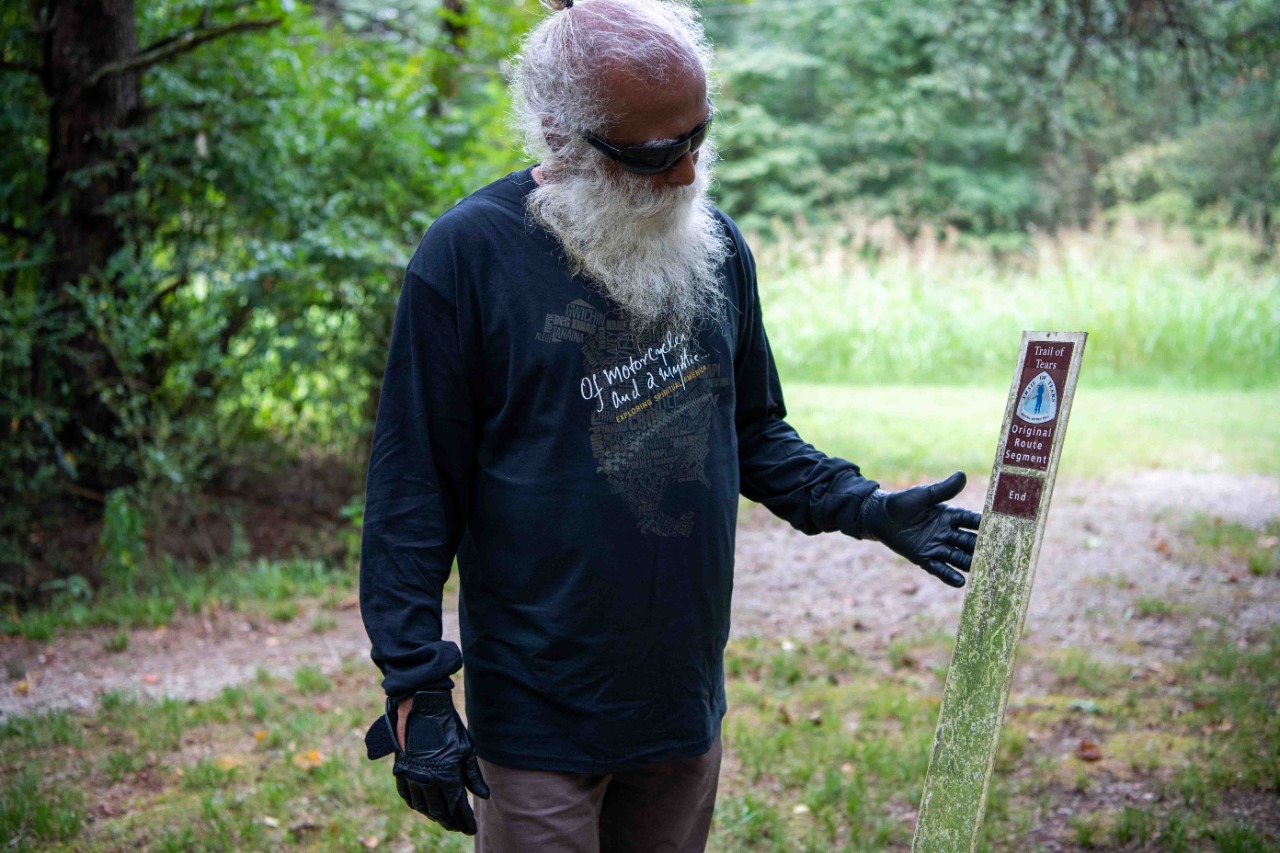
left=360, top=168, right=877, bottom=773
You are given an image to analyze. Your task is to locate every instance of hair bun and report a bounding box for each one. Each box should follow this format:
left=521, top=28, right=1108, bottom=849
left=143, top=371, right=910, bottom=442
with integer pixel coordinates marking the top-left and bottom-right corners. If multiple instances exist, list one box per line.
left=540, top=0, right=573, bottom=10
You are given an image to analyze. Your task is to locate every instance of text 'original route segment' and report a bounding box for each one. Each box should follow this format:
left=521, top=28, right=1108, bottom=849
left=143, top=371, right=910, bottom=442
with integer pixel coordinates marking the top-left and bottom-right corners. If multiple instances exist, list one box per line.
left=912, top=331, right=1087, bottom=853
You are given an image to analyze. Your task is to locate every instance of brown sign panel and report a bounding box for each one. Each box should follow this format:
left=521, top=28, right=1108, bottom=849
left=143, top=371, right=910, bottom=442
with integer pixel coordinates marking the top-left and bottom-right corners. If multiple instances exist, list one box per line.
left=991, top=472, right=1043, bottom=520
left=1001, top=341, right=1074, bottom=471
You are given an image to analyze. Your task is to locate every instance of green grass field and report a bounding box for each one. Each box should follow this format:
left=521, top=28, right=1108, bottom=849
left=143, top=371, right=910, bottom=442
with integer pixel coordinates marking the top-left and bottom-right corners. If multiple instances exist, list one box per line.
left=779, top=385, right=1280, bottom=484
left=756, top=219, right=1279, bottom=390
left=2, top=622, right=1275, bottom=851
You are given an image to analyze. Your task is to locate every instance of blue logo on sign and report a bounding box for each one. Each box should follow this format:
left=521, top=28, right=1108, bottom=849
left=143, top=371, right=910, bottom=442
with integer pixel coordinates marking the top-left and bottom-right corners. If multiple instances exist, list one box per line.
left=1016, top=371, right=1058, bottom=424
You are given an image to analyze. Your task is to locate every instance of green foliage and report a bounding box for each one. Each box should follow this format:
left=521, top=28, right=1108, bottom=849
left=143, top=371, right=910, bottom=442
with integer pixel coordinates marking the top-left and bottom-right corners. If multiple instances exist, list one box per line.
left=0, top=629, right=1274, bottom=850
left=98, top=490, right=146, bottom=594
left=1184, top=515, right=1280, bottom=578
left=0, top=555, right=353, bottom=640
left=3, top=0, right=1279, bottom=597
left=1113, top=805, right=1156, bottom=846
left=103, top=629, right=130, bottom=653
left=0, top=0, right=533, bottom=592
left=0, top=771, right=85, bottom=850
left=710, top=2, right=1042, bottom=233
left=1180, top=626, right=1280, bottom=791
left=753, top=218, right=1280, bottom=388
left=707, top=0, right=1280, bottom=238
left=340, top=495, right=364, bottom=568
left=294, top=666, right=334, bottom=695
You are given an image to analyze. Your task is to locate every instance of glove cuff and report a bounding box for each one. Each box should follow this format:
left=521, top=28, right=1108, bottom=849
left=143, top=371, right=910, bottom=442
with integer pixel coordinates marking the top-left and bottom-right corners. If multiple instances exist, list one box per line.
left=365, top=712, right=398, bottom=760
left=365, top=689, right=454, bottom=761
left=853, top=489, right=890, bottom=541
left=410, top=690, right=454, bottom=717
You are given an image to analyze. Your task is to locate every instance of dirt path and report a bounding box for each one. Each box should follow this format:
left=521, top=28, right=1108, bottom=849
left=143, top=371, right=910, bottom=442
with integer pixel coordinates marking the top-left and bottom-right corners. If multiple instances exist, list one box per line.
left=3, top=470, right=1277, bottom=718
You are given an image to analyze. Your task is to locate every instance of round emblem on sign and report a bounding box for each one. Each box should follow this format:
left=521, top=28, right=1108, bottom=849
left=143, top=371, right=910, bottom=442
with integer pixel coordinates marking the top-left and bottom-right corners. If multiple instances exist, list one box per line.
left=1016, top=371, right=1058, bottom=424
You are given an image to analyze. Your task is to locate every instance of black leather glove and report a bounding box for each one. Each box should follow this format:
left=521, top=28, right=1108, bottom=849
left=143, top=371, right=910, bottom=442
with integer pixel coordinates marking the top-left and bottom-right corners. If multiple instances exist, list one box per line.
left=365, top=690, right=490, bottom=834
left=856, top=471, right=982, bottom=588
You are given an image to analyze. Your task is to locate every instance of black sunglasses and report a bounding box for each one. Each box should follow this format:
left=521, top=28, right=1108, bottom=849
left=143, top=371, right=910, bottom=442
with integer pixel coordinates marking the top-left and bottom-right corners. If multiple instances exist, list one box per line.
left=582, top=102, right=714, bottom=176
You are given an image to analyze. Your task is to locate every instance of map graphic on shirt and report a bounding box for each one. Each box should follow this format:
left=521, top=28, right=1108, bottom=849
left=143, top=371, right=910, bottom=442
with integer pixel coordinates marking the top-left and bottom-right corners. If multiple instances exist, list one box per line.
left=539, top=299, right=730, bottom=537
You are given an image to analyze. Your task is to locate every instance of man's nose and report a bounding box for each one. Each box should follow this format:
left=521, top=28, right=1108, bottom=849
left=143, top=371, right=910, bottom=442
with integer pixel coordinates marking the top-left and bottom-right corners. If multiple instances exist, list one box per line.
left=661, top=151, right=698, bottom=187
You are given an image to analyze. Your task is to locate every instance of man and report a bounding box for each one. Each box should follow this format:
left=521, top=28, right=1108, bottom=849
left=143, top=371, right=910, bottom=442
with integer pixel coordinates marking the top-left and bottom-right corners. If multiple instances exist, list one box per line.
left=359, top=0, right=981, bottom=849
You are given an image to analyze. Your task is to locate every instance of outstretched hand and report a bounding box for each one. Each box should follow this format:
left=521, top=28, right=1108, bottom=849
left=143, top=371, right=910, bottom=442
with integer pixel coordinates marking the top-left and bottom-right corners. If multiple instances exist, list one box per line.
left=858, top=471, right=982, bottom=587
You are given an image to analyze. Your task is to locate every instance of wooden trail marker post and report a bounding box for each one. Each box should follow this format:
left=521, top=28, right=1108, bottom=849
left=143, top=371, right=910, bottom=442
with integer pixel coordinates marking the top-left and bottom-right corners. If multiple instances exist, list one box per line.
left=912, top=331, right=1087, bottom=852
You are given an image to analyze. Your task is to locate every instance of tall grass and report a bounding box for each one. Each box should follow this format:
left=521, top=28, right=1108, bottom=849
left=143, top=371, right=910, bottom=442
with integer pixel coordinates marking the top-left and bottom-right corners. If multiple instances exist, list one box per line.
left=753, top=217, right=1279, bottom=388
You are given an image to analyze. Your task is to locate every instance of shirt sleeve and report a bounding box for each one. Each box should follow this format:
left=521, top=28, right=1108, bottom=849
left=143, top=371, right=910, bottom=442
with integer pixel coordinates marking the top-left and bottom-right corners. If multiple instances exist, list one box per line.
left=728, top=224, right=880, bottom=536
left=360, top=251, right=476, bottom=700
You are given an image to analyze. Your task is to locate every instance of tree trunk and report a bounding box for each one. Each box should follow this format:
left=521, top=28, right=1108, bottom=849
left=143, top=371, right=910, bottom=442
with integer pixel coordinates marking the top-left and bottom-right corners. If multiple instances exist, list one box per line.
left=37, top=0, right=143, bottom=494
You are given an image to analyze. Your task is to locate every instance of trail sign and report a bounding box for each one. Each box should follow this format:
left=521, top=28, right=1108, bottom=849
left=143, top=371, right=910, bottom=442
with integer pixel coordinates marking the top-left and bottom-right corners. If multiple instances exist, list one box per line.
left=911, top=331, right=1087, bottom=852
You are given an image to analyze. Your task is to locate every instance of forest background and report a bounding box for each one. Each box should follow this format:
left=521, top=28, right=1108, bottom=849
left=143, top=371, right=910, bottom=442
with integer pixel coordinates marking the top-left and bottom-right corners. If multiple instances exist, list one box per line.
left=2, top=1, right=1280, bottom=851
left=1, top=0, right=1277, bottom=595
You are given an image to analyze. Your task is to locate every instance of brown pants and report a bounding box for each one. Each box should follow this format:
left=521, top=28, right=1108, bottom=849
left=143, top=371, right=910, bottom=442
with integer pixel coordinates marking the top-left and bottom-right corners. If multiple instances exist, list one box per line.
left=474, top=736, right=722, bottom=853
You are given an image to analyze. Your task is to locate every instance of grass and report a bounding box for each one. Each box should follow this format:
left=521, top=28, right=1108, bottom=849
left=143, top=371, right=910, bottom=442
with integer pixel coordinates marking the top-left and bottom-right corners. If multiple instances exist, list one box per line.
left=779, top=384, right=1280, bottom=483
left=4, top=220, right=1277, bottom=848
left=2, top=628, right=1274, bottom=851
left=755, top=217, right=1279, bottom=390
left=0, top=556, right=355, bottom=641
left=1183, top=514, right=1280, bottom=578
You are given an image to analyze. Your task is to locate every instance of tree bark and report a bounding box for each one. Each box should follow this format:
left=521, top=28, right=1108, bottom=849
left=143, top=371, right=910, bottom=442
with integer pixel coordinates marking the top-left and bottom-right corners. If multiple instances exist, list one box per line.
left=37, top=0, right=144, bottom=493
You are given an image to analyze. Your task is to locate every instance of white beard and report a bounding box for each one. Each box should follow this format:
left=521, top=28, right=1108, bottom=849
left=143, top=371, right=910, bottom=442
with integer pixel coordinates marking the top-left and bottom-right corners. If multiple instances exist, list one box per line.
left=527, top=141, right=730, bottom=338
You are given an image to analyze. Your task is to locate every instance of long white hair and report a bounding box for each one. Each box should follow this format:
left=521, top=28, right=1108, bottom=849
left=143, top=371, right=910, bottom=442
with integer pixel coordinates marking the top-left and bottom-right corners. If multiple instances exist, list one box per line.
left=510, top=0, right=730, bottom=337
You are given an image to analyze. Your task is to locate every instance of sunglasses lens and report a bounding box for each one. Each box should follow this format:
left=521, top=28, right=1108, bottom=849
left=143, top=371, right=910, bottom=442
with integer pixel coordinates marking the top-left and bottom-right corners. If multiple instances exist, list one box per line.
left=590, top=110, right=713, bottom=175
left=618, top=149, right=682, bottom=175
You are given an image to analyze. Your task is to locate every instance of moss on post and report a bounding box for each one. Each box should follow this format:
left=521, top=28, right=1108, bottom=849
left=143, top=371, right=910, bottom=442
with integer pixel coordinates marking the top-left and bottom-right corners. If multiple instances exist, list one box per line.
left=912, top=331, right=1086, bottom=852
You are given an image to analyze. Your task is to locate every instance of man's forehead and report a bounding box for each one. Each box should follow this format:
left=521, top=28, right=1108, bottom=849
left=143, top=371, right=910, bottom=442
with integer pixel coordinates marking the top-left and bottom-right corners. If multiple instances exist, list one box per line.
left=599, top=61, right=707, bottom=130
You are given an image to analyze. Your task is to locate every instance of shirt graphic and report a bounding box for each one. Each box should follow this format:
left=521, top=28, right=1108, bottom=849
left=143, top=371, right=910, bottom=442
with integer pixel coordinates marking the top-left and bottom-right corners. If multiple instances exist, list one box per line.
left=539, top=300, right=729, bottom=537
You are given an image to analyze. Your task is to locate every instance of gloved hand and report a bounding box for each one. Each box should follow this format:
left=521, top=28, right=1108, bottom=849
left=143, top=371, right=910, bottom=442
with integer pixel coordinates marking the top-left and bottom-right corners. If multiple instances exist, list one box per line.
left=365, top=690, right=490, bottom=834
left=856, top=471, right=982, bottom=588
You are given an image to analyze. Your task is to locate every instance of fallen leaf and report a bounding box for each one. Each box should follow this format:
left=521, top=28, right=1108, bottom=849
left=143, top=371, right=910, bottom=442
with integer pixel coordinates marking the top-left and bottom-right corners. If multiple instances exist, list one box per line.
left=777, top=704, right=792, bottom=726
left=254, top=729, right=269, bottom=742
left=292, top=748, right=324, bottom=771
left=1075, top=739, right=1103, bottom=762
left=14, top=680, right=28, bottom=695
left=216, top=756, right=241, bottom=771
left=337, top=596, right=359, bottom=610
